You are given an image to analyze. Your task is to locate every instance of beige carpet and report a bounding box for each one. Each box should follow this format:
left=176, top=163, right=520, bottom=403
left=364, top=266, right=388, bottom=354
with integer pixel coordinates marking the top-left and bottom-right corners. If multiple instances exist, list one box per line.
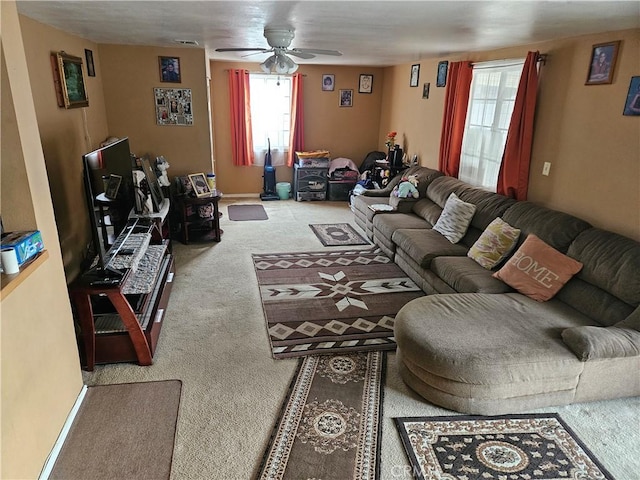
left=82, top=198, right=640, bottom=479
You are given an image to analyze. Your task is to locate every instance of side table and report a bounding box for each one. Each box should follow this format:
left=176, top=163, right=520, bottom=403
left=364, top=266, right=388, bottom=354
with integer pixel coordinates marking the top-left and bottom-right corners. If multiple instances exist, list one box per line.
left=176, top=190, right=223, bottom=244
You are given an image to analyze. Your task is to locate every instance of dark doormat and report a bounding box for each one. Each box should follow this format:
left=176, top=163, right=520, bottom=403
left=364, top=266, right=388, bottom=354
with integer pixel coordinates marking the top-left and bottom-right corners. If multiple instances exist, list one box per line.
left=228, top=204, right=268, bottom=221
left=309, top=223, right=370, bottom=246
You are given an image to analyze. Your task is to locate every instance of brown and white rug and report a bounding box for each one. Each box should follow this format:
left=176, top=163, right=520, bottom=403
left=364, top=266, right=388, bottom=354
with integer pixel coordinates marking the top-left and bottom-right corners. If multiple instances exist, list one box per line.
left=394, top=414, right=614, bottom=480
left=257, top=351, right=385, bottom=480
left=252, top=248, right=424, bottom=359
left=309, top=223, right=370, bottom=246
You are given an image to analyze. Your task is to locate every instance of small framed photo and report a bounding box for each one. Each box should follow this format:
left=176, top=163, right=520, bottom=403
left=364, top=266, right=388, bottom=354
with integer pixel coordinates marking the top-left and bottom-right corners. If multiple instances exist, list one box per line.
left=54, top=51, right=89, bottom=108
left=322, top=74, right=335, bottom=91
left=104, top=174, right=122, bottom=199
left=188, top=173, right=211, bottom=197
left=339, top=89, right=353, bottom=107
left=422, top=82, right=430, bottom=99
left=159, top=56, right=181, bottom=83
left=410, top=64, right=420, bottom=87
left=436, top=61, right=449, bottom=87
left=623, top=76, right=640, bottom=116
left=85, top=49, right=95, bottom=77
left=359, top=74, right=373, bottom=94
left=586, top=41, right=620, bottom=85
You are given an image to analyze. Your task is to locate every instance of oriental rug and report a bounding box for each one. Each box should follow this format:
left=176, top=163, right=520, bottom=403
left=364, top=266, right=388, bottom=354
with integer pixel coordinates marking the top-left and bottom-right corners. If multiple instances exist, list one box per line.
left=257, top=351, right=385, bottom=480
left=309, top=223, right=370, bottom=246
left=394, top=414, right=613, bottom=480
left=50, top=380, right=182, bottom=480
left=252, top=248, right=424, bottom=359
left=228, top=204, right=268, bottom=221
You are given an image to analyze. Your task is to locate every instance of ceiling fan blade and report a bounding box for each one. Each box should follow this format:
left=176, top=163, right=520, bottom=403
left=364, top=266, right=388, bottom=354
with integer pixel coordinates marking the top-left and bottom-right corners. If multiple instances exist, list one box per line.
left=286, top=50, right=315, bottom=59
left=215, top=47, right=270, bottom=53
left=293, top=48, right=342, bottom=56
left=241, top=50, right=274, bottom=58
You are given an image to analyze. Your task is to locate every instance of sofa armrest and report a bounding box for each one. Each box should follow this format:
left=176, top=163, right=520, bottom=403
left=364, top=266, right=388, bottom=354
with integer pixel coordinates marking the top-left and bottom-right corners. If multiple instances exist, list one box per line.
left=561, top=325, right=640, bottom=361
left=361, top=174, right=403, bottom=197
left=388, top=196, right=420, bottom=213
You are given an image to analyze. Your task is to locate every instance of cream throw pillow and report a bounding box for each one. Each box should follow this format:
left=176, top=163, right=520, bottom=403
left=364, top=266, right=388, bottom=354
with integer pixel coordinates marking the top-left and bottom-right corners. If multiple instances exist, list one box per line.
left=432, top=193, right=476, bottom=243
left=468, top=217, right=521, bottom=269
left=493, top=234, right=583, bottom=302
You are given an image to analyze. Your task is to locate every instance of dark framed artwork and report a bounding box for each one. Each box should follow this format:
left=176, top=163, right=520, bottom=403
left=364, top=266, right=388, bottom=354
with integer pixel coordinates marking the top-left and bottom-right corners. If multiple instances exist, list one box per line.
left=410, top=64, right=420, bottom=87
left=436, top=61, right=449, bottom=87
left=104, top=174, right=122, bottom=199
left=322, top=74, right=335, bottom=91
left=359, top=74, right=373, bottom=94
left=84, top=49, right=95, bottom=77
left=188, top=173, right=211, bottom=197
left=422, top=82, right=430, bottom=99
left=159, top=56, right=181, bottom=83
left=623, top=76, right=640, bottom=116
left=339, top=89, right=353, bottom=107
left=54, top=51, right=89, bottom=108
left=585, top=41, right=620, bottom=85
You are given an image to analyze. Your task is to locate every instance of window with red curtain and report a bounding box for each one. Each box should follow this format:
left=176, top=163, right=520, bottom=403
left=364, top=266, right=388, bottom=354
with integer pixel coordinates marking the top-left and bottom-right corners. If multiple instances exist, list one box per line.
left=228, top=69, right=254, bottom=166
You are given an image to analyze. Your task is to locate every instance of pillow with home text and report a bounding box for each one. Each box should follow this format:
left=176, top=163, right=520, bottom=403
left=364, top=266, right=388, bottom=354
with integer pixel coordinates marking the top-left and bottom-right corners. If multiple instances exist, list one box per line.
left=493, top=234, right=583, bottom=301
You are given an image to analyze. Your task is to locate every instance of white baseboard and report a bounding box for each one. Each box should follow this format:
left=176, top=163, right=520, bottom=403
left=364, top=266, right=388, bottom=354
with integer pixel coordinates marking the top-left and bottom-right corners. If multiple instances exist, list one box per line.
left=39, top=385, right=88, bottom=480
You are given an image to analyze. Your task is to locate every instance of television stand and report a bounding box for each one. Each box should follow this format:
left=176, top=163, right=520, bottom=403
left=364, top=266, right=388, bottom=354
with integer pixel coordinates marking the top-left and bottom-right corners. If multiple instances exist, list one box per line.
left=69, top=223, right=175, bottom=371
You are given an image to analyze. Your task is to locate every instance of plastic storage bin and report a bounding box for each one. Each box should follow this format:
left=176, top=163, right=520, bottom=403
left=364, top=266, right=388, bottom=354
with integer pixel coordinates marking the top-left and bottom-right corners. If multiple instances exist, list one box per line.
left=276, top=182, right=291, bottom=200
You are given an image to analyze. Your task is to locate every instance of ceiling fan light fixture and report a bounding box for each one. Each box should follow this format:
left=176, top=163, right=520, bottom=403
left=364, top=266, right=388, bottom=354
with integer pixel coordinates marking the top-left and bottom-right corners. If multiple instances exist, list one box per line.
left=260, top=55, right=276, bottom=73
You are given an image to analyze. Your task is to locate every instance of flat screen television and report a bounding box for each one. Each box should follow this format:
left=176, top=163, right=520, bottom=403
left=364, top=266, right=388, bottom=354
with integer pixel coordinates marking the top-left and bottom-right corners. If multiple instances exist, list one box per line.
left=82, top=137, right=136, bottom=277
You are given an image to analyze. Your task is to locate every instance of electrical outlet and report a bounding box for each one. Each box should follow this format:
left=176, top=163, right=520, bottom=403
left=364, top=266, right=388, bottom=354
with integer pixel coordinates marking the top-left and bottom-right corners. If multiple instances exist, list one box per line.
left=542, top=162, right=551, bottom=176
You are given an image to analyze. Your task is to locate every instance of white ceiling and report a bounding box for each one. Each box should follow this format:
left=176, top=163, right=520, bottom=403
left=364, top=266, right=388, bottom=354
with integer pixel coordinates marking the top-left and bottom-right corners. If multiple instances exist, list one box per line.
left=16, top=1, right=640, bottom=67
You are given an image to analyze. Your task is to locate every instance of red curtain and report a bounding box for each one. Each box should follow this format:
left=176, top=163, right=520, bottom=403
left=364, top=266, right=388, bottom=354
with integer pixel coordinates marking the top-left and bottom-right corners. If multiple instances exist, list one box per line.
left=287, top=73, right=305, bottom=167
left=228, top=69, right=254, bottom=166
left=497, top=51, right=540, bottom=200
left=438, top=61, right=473, bottom=177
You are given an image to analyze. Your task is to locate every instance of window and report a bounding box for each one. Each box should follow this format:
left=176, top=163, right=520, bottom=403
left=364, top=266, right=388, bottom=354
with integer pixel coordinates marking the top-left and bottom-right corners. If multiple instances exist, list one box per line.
left=458, top=60, right=524, bottom=191
left=249, top=74, right=292, bottom=166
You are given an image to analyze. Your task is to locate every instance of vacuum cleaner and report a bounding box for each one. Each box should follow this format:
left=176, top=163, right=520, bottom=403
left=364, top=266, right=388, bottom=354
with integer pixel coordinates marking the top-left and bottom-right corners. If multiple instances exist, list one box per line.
left=260, top=139, right=280, bottom=201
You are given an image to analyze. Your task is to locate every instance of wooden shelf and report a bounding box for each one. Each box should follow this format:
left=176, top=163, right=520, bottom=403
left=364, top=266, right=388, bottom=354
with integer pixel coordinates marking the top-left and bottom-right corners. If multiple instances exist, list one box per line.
left=0, top=250, right=50, bottom=301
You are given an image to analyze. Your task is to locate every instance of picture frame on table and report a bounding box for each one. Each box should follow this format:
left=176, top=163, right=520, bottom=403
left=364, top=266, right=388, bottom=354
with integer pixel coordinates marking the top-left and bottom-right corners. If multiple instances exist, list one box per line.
left=339, top=89, right=353, bottom=107
left=422, top=82, right=430, bottom=99
left=104, top=174, right=122, bottom=200
left=623, top=76, right=640, bottom=116
left=436, top=61, right=449, bottom=87
left=410, top=64, right=420, bottom=87
left=159, top=56, right=181, bottom=83
left=188, top=173, right=211, bottom=197
left=585, top=41, right=620, bottom=85
left=85, top=48, right=95, bottom=77
left=322, top=74, right=335, bottom=91
left=359, top=74, right=373, bottom=93
left=53, top=51, right=89, bottom=108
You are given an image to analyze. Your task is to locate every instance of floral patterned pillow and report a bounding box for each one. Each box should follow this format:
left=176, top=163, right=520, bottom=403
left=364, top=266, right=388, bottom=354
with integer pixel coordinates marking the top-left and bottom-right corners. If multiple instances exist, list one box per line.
left=468, top=217, right=521, bottom=269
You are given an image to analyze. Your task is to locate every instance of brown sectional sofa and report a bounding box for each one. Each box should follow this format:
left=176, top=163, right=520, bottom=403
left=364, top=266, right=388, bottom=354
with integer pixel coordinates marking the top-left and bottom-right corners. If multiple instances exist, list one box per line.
left=351, top=166, right=640, bottom=415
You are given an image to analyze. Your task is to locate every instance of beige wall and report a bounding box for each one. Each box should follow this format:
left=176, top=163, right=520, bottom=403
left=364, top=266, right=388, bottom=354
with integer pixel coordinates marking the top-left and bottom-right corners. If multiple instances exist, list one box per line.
left=380, top=29, right=640, bottom=240
left=2, top=2, right=83, bottom=479
left=210, top=61, right=385, bottom=194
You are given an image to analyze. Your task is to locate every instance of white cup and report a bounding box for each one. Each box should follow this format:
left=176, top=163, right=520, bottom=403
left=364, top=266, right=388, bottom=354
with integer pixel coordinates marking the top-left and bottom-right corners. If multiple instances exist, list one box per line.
left=1, top=248, right=20, bottom=274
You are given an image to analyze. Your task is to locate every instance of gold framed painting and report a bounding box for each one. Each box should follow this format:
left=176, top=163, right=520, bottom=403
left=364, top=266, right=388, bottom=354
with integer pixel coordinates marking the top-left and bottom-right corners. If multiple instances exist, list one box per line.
left=54, top=51, right=89, bottom=108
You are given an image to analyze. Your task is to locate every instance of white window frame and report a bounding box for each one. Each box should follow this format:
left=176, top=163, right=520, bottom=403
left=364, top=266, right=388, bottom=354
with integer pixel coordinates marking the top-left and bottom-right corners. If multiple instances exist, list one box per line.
left=458, top=59, right=525, bottom=191
left=249, top=74, right=292, bottom=166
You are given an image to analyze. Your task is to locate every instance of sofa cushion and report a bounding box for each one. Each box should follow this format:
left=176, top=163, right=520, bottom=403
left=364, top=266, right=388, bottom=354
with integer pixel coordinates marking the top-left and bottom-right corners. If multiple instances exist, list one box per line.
left=430, top=256, right=513, bottom=293
left=468, top=217, right=521, bottom=269
left=432, top=193, right=476, bottom=243
left=494, top=234, right=583, bottom=302
left=373, top=212, right=430, bottom=242
left=561, top=325, right=640, bottom=361
left=411, top=197, right=443, bottom=225
left=392, top=229, right=469, bottom=268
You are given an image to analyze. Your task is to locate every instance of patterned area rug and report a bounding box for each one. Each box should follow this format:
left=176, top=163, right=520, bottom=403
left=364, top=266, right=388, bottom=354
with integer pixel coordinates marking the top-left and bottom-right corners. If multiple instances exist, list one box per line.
left=257, top=351, right=385, bottom=480
left=252, top=248, right=424, bottom=358
left=309, top=223, right=370, bottom=246
left=394, top=414, right=613, bottom=480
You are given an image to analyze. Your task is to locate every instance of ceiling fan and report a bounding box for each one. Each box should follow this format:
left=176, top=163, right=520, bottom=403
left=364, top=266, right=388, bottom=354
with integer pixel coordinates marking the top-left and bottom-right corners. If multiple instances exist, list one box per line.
left=215, top=27, right=342, bottom=74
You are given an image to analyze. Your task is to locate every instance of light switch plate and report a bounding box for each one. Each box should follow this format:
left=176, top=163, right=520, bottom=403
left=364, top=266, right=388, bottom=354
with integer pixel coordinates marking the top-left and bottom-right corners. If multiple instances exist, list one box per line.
left=542, top=162, right=551, bottom=176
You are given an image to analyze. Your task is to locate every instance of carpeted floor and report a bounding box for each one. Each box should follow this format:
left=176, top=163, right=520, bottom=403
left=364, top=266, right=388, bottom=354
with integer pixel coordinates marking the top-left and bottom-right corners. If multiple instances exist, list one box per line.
left=81, top=199, right=640, bottom=479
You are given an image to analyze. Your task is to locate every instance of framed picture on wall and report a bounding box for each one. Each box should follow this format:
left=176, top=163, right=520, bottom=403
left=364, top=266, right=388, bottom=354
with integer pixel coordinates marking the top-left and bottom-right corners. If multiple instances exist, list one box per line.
left=410, top=64, right=420, bottom=87
left=339, top=89, right=353, bottom=107
left=585, top=41, right=620, bottom=85
left=422, top=82, right=430, bottom=99
left=159, top=56, right=181, bottom=83
left=85, top=49, right=95, bottom=77
left=623, top=76, right=640, bottom=116
left=154, top=88, right=193, bottom=125
left=359, top=74, right=373, bottom=93
left=436, top=61, right=449, bottom=87
left=322, top=74, right=335, bottom=91
left=54, top=51, right=89, bottom=108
